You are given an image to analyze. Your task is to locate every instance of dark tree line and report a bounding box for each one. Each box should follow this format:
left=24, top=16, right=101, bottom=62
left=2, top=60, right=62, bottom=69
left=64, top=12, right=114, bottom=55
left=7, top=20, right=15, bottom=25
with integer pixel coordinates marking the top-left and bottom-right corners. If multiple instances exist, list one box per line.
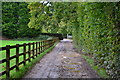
left=2, top=2, right=40, bottom=38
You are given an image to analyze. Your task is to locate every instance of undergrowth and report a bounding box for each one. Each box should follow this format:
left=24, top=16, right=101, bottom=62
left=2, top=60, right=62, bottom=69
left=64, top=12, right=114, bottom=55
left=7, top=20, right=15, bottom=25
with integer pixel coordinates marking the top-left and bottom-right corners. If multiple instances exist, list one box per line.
left=82, top=54, right=109, bottom=78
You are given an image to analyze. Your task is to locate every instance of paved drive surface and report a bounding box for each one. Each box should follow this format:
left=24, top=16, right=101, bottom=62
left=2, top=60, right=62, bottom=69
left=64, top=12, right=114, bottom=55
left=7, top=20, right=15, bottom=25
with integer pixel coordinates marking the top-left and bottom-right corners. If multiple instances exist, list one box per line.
left=23, top=39, right=99, bottom=78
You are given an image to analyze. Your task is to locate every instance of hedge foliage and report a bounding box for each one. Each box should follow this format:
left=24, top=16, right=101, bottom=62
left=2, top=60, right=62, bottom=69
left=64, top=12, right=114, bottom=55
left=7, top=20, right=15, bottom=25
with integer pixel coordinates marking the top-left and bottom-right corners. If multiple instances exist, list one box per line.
left=73, top=2, right=120, bottom=78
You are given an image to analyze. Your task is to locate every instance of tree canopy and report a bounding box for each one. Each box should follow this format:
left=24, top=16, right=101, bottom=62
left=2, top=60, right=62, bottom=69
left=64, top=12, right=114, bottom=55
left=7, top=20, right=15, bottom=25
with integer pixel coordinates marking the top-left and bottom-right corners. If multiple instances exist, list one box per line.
left=2, top=2, right=40, bottom=38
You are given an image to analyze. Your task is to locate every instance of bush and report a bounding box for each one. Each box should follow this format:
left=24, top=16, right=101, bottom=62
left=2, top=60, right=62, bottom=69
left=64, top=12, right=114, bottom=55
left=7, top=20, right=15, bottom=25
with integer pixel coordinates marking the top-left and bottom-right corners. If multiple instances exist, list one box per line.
left=72, top=2, right=120, bottom=78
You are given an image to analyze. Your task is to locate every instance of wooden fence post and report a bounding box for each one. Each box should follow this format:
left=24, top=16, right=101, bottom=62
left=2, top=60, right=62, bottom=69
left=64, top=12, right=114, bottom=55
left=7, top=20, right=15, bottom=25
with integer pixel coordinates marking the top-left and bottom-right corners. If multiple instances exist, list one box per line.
left=40, top=42, right=42, bottom=53
left=47, top=40, right=50, bottom=49
left=39, top=42, right=40, bottom=54
left=48, top=40, right=50, bottom=48
left=51, top=40, right=52, bottom=47
left=49, top=40, right=51, bottom=47
left=47, top=41, right=48, bottom=49
left=6, top=45, right=10, bottom=78
left=36, top=42, right=37, bottom=57
left=23, top=43, right=26, bottom=66
left=42, top=42, right=43, bottom=52
left=16, top=44, right=19, bottom=71
left=33, top=42, right=35, bottom=59
left=45, top=41, right=46, bottom=49
left=41, top=42, right=43, bottom=53
left=45, top=41, right=49, bottom=49
left=50, top=40, right=51, bottom=47
left=52, top=40, right=54, bottom=46
left=43, top=41, right=45, bottom=52
left=28, top=43, right=31, bottom=62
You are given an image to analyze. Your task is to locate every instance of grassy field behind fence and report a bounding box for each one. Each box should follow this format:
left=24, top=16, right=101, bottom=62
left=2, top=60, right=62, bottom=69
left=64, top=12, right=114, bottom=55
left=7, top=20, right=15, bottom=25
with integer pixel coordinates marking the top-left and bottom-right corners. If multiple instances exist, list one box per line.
left=0, top=40, right=47, bottom=78
left=0, top=40, right=37, bottom=59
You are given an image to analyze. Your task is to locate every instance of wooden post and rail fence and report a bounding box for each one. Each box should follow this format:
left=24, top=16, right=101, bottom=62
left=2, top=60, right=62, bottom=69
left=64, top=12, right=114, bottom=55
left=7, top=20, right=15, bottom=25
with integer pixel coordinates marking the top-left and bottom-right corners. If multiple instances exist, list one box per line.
left=0, top=38, right=59, bottom=78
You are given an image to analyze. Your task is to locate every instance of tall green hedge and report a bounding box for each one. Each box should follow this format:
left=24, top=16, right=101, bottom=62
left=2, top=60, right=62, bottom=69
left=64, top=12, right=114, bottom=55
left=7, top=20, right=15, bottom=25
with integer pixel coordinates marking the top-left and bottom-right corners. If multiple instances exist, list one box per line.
left=72, top=2, right=120, bottom=78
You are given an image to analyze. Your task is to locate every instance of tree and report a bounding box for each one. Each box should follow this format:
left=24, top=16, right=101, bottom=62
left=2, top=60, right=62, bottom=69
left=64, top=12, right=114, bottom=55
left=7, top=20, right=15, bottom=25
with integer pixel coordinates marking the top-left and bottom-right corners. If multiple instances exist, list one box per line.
left=2, top=2, right=19, bottom=38
left=2, top=2, right=40, bottom=38
left=28, top=2, right=77, bottom=34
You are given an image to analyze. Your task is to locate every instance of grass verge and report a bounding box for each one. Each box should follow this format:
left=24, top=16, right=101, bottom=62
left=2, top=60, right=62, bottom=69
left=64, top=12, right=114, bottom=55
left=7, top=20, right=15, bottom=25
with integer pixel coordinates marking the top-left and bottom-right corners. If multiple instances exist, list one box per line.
left=3, top=42, right=58, bottom=79
left=82, top=54, right=109, bottom=78
left=0, top=40, right=37, bottom=47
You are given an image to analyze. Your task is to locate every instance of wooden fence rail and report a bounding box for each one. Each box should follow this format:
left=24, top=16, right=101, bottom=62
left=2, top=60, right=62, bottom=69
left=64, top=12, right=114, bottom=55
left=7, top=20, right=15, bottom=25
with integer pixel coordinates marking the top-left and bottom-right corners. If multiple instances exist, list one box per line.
left=0, top=38, right=59, bottom=78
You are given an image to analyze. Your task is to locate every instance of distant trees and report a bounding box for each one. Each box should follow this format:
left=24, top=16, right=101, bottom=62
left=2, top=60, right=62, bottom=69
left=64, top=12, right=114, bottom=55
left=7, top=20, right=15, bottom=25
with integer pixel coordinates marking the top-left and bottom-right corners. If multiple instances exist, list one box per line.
left=2, top=2, right=40, bottom=38
left=2, top=2, right=19, bottom=38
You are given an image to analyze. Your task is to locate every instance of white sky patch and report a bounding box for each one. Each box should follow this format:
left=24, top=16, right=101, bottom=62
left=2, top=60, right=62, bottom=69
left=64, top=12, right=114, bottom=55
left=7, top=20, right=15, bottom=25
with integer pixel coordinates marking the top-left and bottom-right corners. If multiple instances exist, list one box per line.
left=43, top=1, right=48, bottom=4
left=47, top=3, right=51, bottom=6
left=44, top=11, right=46, bottom=14
left=40, top=1, right=44, bottom=3
left=50, top=11, right=52, bottom=13
left=63, top=56, right=67, bottom=58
